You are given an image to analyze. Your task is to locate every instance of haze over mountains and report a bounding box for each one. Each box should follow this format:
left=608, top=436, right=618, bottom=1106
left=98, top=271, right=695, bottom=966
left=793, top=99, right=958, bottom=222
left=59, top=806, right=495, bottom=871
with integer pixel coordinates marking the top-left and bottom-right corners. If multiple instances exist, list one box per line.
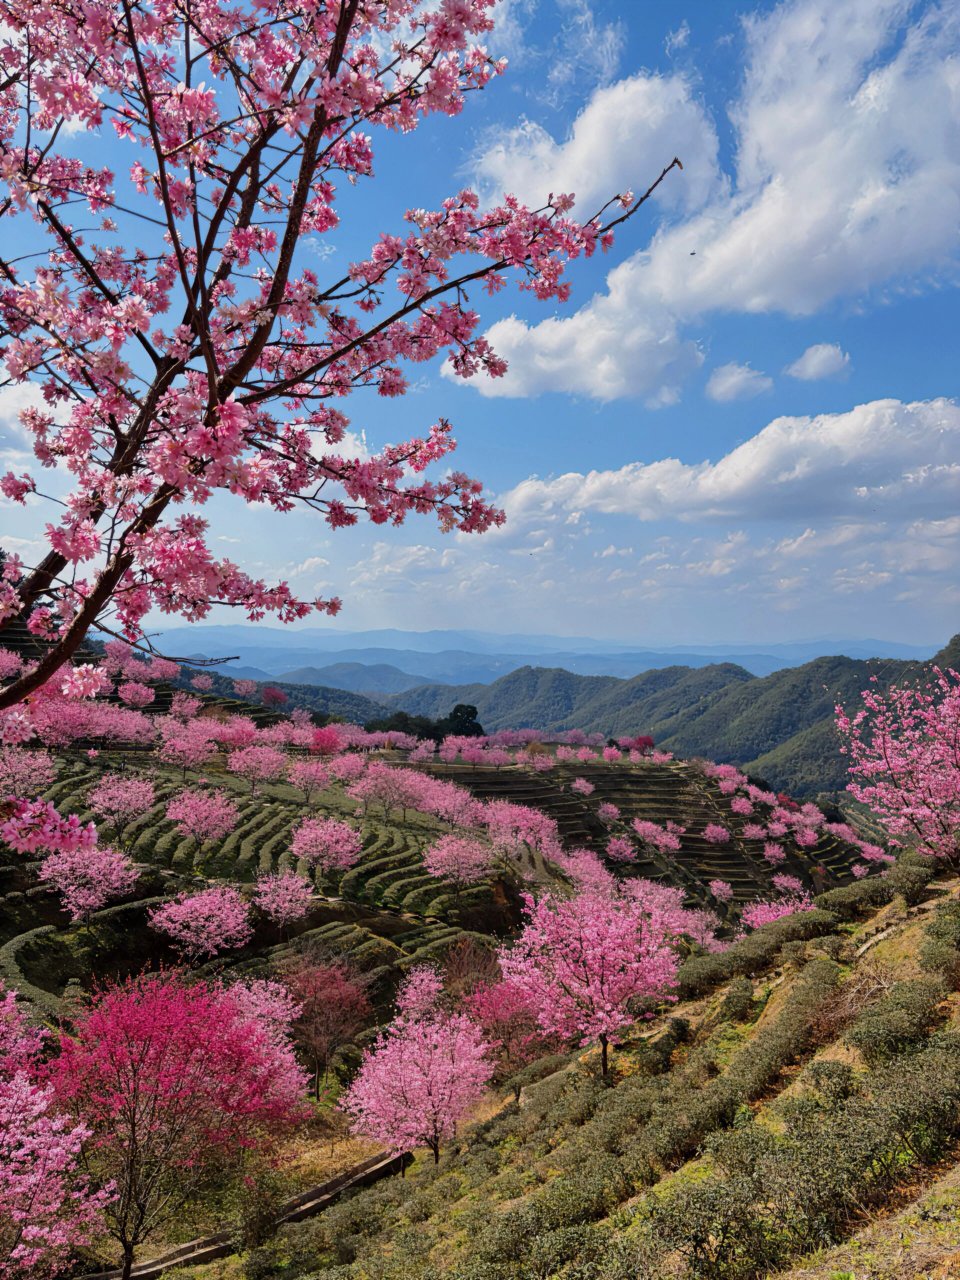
left=157, top=624, right=933, bottom=685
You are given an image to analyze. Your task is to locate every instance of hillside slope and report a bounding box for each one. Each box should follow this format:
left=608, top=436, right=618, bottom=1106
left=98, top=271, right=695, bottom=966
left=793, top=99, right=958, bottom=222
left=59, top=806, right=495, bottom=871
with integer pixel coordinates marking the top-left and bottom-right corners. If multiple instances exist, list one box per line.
left=388, top=646, right=950, bottom=796
left=234, top=866, right=960, bottom=1280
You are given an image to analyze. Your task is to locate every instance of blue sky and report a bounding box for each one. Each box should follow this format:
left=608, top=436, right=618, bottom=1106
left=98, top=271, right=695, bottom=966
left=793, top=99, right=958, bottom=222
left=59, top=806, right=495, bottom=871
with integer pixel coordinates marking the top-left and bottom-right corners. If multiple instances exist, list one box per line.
left=3, top=0, right=959, bottom=648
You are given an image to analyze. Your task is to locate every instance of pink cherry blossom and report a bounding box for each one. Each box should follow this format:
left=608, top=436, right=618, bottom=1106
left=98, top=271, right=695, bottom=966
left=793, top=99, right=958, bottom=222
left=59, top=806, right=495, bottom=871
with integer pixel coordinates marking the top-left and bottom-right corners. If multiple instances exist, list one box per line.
left=149, top=885, right=252, bottom=962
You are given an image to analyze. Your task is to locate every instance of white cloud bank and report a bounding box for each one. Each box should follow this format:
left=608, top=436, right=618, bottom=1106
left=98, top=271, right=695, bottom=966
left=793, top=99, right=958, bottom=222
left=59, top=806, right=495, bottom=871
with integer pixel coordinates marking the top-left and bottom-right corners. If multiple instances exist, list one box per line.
left=458, top=0, right=960, bottom=401
left=498, top=398, right=960, bottom=525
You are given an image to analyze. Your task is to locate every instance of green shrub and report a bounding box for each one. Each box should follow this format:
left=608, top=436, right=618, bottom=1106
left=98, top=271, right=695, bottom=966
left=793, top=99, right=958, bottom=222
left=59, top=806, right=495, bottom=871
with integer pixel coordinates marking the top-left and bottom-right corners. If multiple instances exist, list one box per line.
left=846, top=977, right=946, bottom=1066
left=885, top=852, right=938, bottom=906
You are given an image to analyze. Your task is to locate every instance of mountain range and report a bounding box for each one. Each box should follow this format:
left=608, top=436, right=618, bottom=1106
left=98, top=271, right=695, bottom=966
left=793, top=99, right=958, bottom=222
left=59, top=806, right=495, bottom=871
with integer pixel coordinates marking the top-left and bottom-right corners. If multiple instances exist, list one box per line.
left=160, top=624, right=954, bottom=799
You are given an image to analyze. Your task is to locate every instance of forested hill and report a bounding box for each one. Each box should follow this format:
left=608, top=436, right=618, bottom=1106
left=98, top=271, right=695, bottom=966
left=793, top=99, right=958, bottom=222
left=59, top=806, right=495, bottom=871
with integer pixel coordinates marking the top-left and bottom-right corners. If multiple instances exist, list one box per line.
left=388, top=640, right=957, bottom=797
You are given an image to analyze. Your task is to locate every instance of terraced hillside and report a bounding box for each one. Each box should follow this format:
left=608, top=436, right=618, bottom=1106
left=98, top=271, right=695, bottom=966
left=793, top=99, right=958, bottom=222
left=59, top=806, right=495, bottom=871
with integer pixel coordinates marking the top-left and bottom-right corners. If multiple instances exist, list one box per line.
left=0, top=755, right=510, bottom=1017
left=232, top=861, right=960, bottom=1280
left=420, top=759, right=866, bottom=909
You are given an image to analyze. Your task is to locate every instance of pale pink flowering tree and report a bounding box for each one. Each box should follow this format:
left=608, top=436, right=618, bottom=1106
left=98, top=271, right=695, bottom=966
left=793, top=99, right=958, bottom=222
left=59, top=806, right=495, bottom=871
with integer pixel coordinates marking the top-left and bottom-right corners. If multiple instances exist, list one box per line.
left=254, top=871, right=315, bottom=931
left=347, top=762, right=421, bottom=817
left=598, top=802, right=620, bottom=824
left=117, top=680, right=155, bottom=708
left=422, top=834, right=493, bottom=894
left=88, top=774, right=156, bottom=848
left=606, top=836, right=635, bottom=862
left=149, top=885, right=252, bottom=963
left=500, top=889, right=681, bottom=1076
left=570, top=776, right=594, bottom=796
left=0, top=800, right=97, bottom=856
left=288, top=758, right=330, bottom=804
left=0, top=983, right=107, bottom=1278
left=708, top=879, right=734, bottom=903
left=837, top=668, right=960, bottom=862
left=632, top=818, right=685, bottom=854
left=290, top=817, right=362, bottom=875
left=0, top=747, right=56, bottom=802
left=232, top=680, right=258, bottom=700
left=165, top=789, right=240, bottom=862
left=39, top=846, right=139, bottom=925
left=341, top=967, right=491, bottom=1164
left=227, top=745, right=288, bottom=795
left=703, top=823, right=731, bottom=844
left=740, top=884, right=814, bottom=932
left=157, top=720, right=217, bottom=777
left=190, top=674, right=214, bottom=693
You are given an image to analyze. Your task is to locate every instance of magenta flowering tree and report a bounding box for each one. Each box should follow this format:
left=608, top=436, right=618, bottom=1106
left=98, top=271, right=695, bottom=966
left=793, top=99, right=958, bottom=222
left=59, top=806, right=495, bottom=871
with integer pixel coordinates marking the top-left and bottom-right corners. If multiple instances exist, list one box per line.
left=49, top=972, right=306, bottom=1280
left=149, top=885, right=252, bottom=962
left=500, top=889, right=681, bottom=1076
left=88, top=774, right=156, bottom=849
left=165, top=789, right=240, bottom=861
left=39, top=846, right=139, bottom=925
left=422, top=834, right=494, bottom=894
left=254, top=871, right=314, bottom=931
left=226, top=746, right=288, bottom=795
left=290, top=817, right=362, bottom=875
left=837, top=668, right=960, bottom=862
left=341, top=967, right=491, bottom=1164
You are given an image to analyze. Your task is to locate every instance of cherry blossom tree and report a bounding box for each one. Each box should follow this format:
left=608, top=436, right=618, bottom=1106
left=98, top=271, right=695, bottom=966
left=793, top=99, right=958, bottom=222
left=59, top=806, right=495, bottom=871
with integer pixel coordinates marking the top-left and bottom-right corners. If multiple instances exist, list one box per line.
left=232, top=679, right=258, bottom=700
left=281, top=959, right=372, bottom=1098
left=570, top=776, right=594, bottom=796
left=1, top=799, right=97, bottom=856
left=708, top=879, right=734, bottom=903
left=149, top=884, right=252, bottom=962
left=39, top=846, right=139, bottom=925
left=87, top=774, right=156, bottom=848
left=342, top=967, right=491, bottom=1163
left=837, top=668, right=960, bottom=862
left=261, top=687, right=289, bottom=710
left=0, top=0, right=679, bottom=708
left=0, top=983, right=106, bottom=1278
left=289, top=817, right=361, bottom=875
left=227, top=745, right=288, bottom=795
left=0, top=747, right=56, bottom=802
left=500, top=889, right=681, bottom=1076
left=165, top=789, right=240, bottom=861
left=288, top=758, right=330, bottom=804
left=632, top=818, right=685, bottom=854
left=465, top=979, right=558, bottom=1095
left=422, top=834, right=493, bottom=894
left=49, top=973, right=306, bottom=1280
left=254, top=871, right=314, bottom=932
left=157, top=720, right=217, bottom=777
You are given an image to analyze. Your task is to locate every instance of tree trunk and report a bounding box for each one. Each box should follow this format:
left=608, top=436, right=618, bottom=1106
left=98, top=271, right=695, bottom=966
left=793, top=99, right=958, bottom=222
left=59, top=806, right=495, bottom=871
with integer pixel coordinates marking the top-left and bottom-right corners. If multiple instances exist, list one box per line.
left=600, top=1033, right=609, bottom=1078
left=120, top=1241, right=135, bottom=1280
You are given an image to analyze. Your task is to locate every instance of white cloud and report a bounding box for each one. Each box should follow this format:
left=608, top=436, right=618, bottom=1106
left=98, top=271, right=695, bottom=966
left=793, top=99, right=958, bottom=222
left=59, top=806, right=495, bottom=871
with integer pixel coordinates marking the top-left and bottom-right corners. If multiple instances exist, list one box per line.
left=462, top=0, right=960, bottom=401
left=470, top=70, right=721, bottom=216
left=705, top=362, right=773, bottom=402
left=498, top=398, right=960, bottom=525
left=665, top=20, right=691, bottom=56
left=290, top=556, right=330, bottom=577
left=785, top=343, right=852, bottom=380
